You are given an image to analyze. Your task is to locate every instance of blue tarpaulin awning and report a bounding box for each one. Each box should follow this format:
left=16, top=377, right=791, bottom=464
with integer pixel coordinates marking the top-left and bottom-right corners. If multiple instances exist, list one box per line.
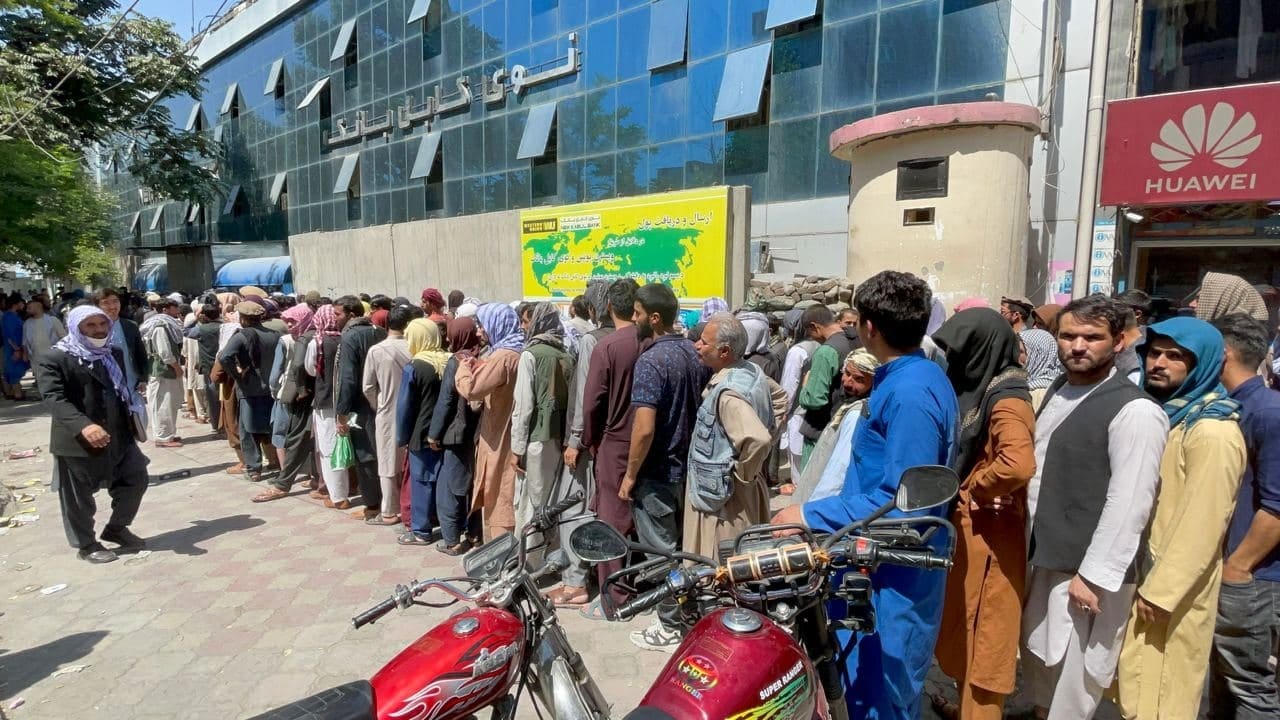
left=214, top=256, right=293, bottom=292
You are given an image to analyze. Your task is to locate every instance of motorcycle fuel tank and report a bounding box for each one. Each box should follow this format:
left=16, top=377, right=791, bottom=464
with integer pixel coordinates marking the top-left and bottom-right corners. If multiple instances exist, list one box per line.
left=633, top=608, right=824, bottom=720
left=370, top=607, right=525, bottom=720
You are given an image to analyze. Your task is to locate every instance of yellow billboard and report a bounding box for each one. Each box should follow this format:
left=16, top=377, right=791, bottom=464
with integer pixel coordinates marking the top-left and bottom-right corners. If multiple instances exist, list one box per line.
left=519, top=187, right=730, bottom=304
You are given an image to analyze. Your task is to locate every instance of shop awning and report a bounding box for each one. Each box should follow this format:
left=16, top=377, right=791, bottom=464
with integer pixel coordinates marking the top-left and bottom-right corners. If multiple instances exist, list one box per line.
left=765, top=0, right=819, bottom=29
left=713, top=43, right=772, bottom=122
left=132, top=263, right=167, bottom=293
left=214, top=257, right=292, bottom=291
left=410, top=132, right=443, bottom=180
left=647, top=0, right=688, bottom=70
left=517, top=102, right=558, bottom=160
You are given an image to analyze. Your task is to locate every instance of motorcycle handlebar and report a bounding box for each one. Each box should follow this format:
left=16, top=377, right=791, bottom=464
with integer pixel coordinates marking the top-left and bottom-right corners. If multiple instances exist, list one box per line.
left=535, top=491, right=585, bottom=531
left=874, top=546, right=950, bottom=570
left=616, top=583, right=675, bottom=621
left=352, top=596, right=398, bottom=629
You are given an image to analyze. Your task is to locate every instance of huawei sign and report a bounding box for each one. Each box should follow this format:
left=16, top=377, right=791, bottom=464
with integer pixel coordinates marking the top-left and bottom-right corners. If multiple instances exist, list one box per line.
left=1100, top=83, right=1280, bottom=205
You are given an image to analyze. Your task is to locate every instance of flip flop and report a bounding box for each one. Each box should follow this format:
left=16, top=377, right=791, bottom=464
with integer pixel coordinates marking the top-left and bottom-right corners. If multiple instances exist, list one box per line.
left=251, top=487, right=289, bottom=503
left=398, top=532, right=433, bottom=546
left=365, top=515, right=401, bottom=526
left=546, top=585, right=589, bottom=609
left=579, top=598, right=610, bottom=621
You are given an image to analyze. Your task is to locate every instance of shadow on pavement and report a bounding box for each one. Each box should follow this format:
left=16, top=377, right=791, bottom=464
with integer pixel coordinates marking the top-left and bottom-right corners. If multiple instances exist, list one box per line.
left=0, top=630, right=109, bottom=699
left=144, top=514, right=266, bottom=556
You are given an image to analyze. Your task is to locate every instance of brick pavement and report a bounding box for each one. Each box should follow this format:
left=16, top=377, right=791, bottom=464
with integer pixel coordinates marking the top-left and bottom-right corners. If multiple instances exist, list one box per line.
left=0, top=396, right=667, bottom=719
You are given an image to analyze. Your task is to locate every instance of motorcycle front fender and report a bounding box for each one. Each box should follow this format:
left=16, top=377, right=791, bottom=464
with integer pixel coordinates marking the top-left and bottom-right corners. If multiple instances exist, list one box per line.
left=527, top=624, right=609, bottom=720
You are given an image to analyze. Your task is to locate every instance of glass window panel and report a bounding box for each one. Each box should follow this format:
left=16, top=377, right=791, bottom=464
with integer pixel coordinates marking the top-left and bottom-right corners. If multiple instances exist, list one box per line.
left=687, top=57, right=725, bottom=137
left=463, top=176, right=485, bottom=213
left=827, top=0, right=877, bottom=20
left=483, top=0, right=505, bottom=60
left=729, top=0, right=769, bottom=49
left=821, top=15, right=875, bottom=110
left=649, top=67, right=688, bottom=143
left=484, top=116, right=507, bottom=170
left=483, top=172, right=507, bottom=211
left=939, top=0, right=1009, bottom=92
left=649, top=142, right=686, bottom=193
left=373, top=52, right=389, bottom=98
left=616, top=6, right=649, bottom=81
left=619, top=0, right=646, bottom=8
left=690, top=0, right=728, bottom=61
left=616, top=78, right=649, bottom=149
left=506, top=0, right=530, bottom=51
left=647, top=0, right=688, bottom=71
left=559, top=159, right=584, bottom=203
left=372, top=4, right=391, bottom=52
left=588, top=0, right=616, bottom=22
left=768, top=117, right=816, bottom=201
left=586, top=86, right=617, bottom=154
left=463, top=121, right=484, bottom=175
left=392, top=188, right=409, bottom=224
left=558, top=94, right=586, bottom=159
left=507, top=110, right=528, bottom=166
left=531, top=161, right=558, bottom=202
left=724, top=123, right=769, bottom=199
left=765, top=0, right=819, bottom=30
left=615, top=148, right=648, bottom=197
left=442, top=18, right=462, bottom=73
left=816, top=108, right=871, bottom=196
left=531, top=0, right=557, bottom=38
left=586, top=18, right=617, bottom=89
left=443, top=126, right=463, bottom=177
left=685, top=135, right=725, bottom=188
left=375, top=192, right=391, bottom=225
left=462, top=10, right=483, bottom=67
left=584, top=154, right=616, bottom=200
left=560, top=0, right=587, bottom=31
left=444, top=179, right=463, bottom=214
left=713, top=43, right=770, bottom=122
left=876, top=94, right=935, bottom=115
left=771, top=25, right=821, bottom=120
left=507, top=168, right=531, bottom=208
left=374, top=144, right=391, bottom=188
left=876, top=0, right=941, bottom=102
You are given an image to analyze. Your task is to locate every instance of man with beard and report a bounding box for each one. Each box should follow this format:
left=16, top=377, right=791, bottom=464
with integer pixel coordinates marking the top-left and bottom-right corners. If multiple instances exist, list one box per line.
left=333, top=295, right=389, bottom=519
left=140, top=297, right=185, bottom=447
left=1117, top=318, right=1246, bottom=719
left=216, top=301, right=282, bottom=482
left=625, top=282, right=709, bottom=652
left=1022, top=295, right=1168, bottom=720
left=38, top=306, right=150, bottom=563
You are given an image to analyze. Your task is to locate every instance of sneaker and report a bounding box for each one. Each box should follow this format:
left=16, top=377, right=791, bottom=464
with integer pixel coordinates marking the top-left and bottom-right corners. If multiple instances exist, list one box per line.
left=100, top=526, right=146, bottom=552
left=78, top=542, right=119, bottom=564
left=629, top=619, right=682, bottom=653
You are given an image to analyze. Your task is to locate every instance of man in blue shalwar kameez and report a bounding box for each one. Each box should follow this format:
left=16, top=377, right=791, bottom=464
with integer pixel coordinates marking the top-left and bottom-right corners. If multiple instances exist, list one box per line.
left=774, top=270, right=958, bottom=719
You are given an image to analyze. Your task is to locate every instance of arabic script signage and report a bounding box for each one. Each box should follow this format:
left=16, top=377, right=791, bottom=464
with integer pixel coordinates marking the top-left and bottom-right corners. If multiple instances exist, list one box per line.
left=325, top=33, right=580, bottom=148
left=1100, top=82, right=1280, bottom=206
left=520, top=187, right=730, bottom=305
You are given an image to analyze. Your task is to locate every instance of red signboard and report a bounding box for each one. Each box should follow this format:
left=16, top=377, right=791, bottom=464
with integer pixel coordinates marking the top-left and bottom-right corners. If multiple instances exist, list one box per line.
left=1099, top=82, right=1280, bottom=206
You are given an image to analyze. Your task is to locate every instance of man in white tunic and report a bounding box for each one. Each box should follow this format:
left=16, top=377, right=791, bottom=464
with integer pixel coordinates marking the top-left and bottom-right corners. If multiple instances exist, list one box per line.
left=1022, top=295, right=1169, bottom=720
left=361, top=306, right=412, bottom=525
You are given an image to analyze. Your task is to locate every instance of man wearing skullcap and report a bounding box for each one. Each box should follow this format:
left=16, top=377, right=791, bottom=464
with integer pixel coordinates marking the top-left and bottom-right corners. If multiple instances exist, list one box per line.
left=421, top=288, right=448, bottom=336
left=216, top=300, right=282, bottom=482
left=239, top=286, right=267, bottom=300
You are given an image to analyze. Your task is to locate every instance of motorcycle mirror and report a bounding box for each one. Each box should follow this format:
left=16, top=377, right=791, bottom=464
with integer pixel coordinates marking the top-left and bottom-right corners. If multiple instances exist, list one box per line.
left=895, top=465, right=960, bottom=512
left=569, top=521, right=628, bottom=563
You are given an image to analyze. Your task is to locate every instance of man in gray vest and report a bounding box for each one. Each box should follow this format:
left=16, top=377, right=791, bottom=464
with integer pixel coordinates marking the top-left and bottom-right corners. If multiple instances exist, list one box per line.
left=1022, top=294, right=1169, bottom=720
left=685, top=312, right=787, bottom=561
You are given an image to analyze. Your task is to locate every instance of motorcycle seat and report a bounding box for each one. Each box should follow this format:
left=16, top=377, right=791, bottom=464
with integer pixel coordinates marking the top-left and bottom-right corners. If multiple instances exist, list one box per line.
left=622, top=707, right=678, bottom=720
left=245, top=680, right=375, bottom=720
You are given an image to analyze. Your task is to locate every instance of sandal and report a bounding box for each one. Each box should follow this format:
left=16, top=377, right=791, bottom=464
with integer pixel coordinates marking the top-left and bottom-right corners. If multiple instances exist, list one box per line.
left=323, top=499, right=352, bottom=510
left=308, top=489, right=329, bottom=500
left=579, top=598, right=610, bottom=621
left=435, top=540, right=470, bottom=556
left=365, top=515, right=401, bottom=526
left=546, top=585, right=589, bottom=609
left=398, top=532, right=433, bottom=546
left=351, top=508, right=378, bottom=521
left=251, top=487, right=289, bottom=503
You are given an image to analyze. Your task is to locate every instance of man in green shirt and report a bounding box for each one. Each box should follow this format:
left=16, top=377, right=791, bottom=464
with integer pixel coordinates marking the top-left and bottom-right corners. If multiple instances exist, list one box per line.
left=796, top=305, right=860, bottom=471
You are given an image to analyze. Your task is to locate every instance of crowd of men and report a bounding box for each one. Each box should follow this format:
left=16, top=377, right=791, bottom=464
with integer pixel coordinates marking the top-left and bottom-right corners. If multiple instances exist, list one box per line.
left=14, top=267, right=1280, bottom=719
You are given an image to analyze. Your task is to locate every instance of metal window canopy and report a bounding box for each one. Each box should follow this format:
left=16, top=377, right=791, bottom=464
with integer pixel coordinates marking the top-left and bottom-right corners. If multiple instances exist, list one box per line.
left=212, top=124, right=225, bottom=143
left=406, top=0, right=432, bottom=24
left=410, top=132, right=443, bottom=180
left=128, top=211, right=141, bottom=233
left=298, top=77, right=330, bottom=110
left=264, top=58, right=285, bottom=96
left=149, top=204, right=166, bottom=230
left=186, top=202, right=202, bottom=223
left=330, top=19, right=357, bottom=62
left=713, top=43, right=772, bottom=122
left=764, top=0, right=819, bottom=29
left=184, top=103, right=206, bottom=132
left=220, top=83, right=241, bottom=115
left=647, top=0, right=689, bottom=71
left=269, top=172, right=288, bottom=205
left=222, top=184, right=245, bottom=216
left=333, top=153, right=360, bottom=195
left=517, top=102, right=558, bottom=160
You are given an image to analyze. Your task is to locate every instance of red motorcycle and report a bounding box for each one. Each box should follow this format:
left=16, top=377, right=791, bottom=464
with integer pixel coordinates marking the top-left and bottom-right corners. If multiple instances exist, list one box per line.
left=569, top=464, right=959, bottom=720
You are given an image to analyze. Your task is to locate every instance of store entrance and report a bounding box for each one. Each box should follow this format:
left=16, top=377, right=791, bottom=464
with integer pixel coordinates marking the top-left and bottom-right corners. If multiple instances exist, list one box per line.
left=1130, top=240, right=1280, bottom=306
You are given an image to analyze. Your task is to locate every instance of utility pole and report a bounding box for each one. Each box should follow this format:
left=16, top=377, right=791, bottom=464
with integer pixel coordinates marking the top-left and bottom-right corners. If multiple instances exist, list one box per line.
left=1071, top=0, right=1114, bottom=298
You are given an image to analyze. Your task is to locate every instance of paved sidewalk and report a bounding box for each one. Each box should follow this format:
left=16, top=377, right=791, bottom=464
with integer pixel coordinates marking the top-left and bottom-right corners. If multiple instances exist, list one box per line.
left=0, top=397, right=667, bottom=719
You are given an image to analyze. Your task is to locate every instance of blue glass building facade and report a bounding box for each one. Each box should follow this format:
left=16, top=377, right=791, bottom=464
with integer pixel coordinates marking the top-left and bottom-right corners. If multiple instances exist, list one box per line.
left=114, top=0, right=1014, bottom=252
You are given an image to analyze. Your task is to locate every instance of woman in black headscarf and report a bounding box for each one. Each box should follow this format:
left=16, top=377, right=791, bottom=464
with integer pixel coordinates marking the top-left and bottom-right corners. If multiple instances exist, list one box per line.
left=929, top=308, right=1037, bottom=720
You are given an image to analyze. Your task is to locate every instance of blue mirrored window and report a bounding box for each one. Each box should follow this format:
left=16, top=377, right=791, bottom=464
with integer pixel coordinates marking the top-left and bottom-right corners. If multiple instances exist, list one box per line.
left=586, top=17, right=617, bottom=88
left=876, top=0, right=940, bottom=102
left=647, top=0, right=689, bottom=71
left=616, top=6, right=649, bottom=80
left=689, top=0, right=728, bottom=61
left=939, top=0, right=1009, bottom=92
left=729, top=0, right=770, bottom=49
left=649, top=67, right=688, bottom=143
left=771, top=25, right=821, bottom=121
